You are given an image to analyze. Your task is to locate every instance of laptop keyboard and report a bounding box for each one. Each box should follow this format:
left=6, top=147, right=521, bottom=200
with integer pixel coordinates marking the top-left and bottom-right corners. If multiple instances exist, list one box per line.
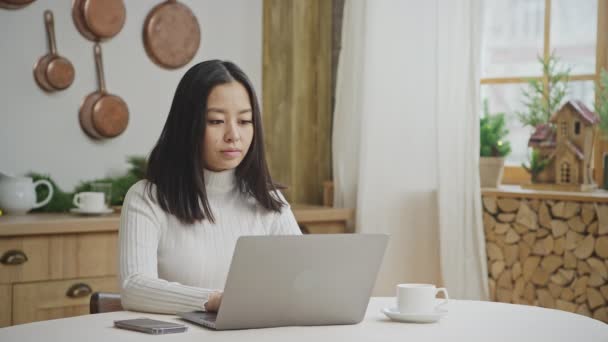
left=201, top=314, right=217, bottom=323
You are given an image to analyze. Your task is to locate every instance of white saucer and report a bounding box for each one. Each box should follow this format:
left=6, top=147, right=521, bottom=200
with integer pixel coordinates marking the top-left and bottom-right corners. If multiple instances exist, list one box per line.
left=70, top=208, right=114, bottom=216
left=382, top=307, right=447, bottom=323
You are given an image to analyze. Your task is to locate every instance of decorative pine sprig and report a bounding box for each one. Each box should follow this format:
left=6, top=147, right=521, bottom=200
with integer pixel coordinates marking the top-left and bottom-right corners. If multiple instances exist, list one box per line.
left=516, top=54, right=570, bottom=128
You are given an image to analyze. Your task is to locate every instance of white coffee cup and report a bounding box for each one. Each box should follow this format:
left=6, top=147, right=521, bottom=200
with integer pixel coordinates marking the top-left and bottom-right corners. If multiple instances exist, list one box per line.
left=396, top=283, right=449, bottom=314
left=73, top=192, right=105, bottom=212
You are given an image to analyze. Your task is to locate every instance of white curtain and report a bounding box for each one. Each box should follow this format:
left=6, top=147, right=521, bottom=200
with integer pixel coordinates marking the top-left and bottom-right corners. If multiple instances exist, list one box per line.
left=435, top=0, right=488, bottom=300
left=332, top=0, right=366, bottom=211
left=333, top=0, right=488, bottom=300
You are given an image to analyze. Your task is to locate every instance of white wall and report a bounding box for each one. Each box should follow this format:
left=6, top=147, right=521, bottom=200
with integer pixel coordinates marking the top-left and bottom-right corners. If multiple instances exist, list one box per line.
left=0, top=0, right=262, bottom=191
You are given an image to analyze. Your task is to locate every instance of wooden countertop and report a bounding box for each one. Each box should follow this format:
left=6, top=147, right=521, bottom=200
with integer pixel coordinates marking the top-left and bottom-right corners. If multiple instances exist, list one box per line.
left=0, top=213, right=121, bottom=236
left=0, top=205, right=354, bottom=237
left=482, top=185, right=608, bottom=203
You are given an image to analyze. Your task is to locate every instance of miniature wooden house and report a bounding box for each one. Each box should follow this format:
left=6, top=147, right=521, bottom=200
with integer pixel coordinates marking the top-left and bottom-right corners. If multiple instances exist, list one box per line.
left=527, top=100, right=600, bottom=191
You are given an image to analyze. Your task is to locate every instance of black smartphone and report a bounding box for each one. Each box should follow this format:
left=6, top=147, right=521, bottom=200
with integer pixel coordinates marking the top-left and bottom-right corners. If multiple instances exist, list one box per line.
left=114, top=318, right=188, bottom=335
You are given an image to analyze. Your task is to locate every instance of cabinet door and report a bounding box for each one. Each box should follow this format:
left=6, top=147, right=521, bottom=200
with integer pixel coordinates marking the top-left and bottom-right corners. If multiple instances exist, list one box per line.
left=12, top=276, right=119, bottom=325
left=0, top=232, right=118, bottom=284
left=0, top=284, right=10, bottom=327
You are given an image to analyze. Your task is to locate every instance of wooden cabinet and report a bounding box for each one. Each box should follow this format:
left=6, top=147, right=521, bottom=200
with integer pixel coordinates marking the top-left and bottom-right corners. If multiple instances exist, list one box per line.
left=0, top=214, right=120, bottom=327
left=0, top=233, right=117, bottom=284
left=0, top=284, right=11, bottom=327
left=12, top=276, right=118, bottom=325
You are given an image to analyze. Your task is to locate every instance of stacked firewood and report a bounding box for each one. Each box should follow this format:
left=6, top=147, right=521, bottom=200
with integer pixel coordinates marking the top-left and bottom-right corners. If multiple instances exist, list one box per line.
left=483, top=196, right=608, bottom=323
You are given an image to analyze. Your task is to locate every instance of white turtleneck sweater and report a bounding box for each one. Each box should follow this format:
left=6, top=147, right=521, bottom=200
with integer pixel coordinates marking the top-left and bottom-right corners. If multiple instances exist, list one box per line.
left=118, top=169, right=302, bottom=314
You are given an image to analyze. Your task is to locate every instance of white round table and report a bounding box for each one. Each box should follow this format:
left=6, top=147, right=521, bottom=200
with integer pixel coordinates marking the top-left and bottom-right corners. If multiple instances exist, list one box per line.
left=1, top=297, right=606, bottom=341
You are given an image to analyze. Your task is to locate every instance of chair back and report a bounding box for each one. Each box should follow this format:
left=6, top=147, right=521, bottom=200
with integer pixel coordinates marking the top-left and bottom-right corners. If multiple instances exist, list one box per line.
left=90, top=292, right=123, bottom=314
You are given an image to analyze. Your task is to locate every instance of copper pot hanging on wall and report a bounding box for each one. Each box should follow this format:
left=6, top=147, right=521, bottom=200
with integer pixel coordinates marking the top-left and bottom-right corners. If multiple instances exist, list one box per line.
left=143, top=0, right=201, bottom=69
left=72, top=0, right=126, bottom=41
left=33, top=10, right=75, bottom=92
left=79, top=44, right=129, bottom=139
left=0, top=0, right=35, bottom=10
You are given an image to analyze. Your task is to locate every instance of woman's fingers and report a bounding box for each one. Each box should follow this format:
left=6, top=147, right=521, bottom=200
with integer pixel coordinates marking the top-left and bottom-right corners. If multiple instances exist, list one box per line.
left=205, top=291, right=223, bottom=312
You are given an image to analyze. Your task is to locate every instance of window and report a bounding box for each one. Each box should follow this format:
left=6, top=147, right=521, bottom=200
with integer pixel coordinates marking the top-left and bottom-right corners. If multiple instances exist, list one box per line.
left=575, top=121, right=581, bottom=135
left=481, top=0, right=604, bottom=184
left=561, top=161, right=571, bottom=183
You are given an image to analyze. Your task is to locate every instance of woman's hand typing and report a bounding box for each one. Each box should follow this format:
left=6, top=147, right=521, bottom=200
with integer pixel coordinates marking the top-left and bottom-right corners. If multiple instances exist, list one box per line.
left=204, top=291, right=223, bottom=312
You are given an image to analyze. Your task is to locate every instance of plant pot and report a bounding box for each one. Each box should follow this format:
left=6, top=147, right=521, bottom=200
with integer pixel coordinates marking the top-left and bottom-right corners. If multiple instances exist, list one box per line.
left=479, top=157, right=505, bottom=188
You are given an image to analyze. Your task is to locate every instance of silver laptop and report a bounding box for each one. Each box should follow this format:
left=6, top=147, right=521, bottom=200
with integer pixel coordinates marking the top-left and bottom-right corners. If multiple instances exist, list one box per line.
left=177, top=234, right=388, bottom=330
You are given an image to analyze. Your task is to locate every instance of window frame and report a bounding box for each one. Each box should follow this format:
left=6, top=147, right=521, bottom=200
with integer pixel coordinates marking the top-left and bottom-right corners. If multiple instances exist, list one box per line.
left=481, top=0, right=608, bottom=186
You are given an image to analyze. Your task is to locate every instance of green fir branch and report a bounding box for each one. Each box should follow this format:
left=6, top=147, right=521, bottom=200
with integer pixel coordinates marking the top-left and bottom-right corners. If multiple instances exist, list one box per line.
left=29, top=155, right=147, bottom=212
left=521, top=149, right=550, bottom=182
left=515, top=54, right=570, bottom=128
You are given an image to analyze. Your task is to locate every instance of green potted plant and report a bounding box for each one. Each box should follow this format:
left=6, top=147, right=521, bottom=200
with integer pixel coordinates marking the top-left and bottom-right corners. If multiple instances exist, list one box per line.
left=480, top=100, right=511, bottom=187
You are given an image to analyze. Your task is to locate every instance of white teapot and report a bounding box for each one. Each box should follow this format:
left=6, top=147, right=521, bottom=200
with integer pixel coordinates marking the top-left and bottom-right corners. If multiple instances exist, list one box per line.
left=0, top=173, right=54, bottom=215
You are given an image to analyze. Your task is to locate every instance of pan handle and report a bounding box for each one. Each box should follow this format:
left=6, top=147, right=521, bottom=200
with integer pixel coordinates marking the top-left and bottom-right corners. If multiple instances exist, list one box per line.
left=44, top=10, right=57, bottom=55
left=94, top=43, right=107, bottom=93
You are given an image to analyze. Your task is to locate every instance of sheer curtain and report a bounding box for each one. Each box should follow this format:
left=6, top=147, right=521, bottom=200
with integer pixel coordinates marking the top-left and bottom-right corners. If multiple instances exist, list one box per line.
left=333, top=0, right=488, bottom=299
left=435, top=0, right=488, bottom=300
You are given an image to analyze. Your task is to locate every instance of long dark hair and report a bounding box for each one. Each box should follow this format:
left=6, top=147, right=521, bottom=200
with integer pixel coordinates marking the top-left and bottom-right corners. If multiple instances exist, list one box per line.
left=146, top=60, right=285, bottom=224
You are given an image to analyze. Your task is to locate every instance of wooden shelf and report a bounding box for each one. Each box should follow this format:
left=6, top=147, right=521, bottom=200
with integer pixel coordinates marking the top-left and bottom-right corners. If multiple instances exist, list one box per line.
left=291, top=204, right=354, bottom=224
left=0, top=205, right=355, bottom=237
left=482, top=185, right=608, bottom=203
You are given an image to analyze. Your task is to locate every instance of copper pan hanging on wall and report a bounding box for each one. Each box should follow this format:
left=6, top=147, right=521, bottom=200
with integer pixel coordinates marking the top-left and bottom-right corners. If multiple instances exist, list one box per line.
left=72, top=0, right=126, bottom=41
left=33, top=10, right=75, bottom=92
left=0, top=0, right=35, bottom=10
left=143, top=0, right=201, bottom=69
left=79, top=44, right=129, bottom=139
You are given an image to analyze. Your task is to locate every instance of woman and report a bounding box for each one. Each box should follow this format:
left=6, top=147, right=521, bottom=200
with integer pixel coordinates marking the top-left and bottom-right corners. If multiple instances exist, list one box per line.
left=119, top=60, right=302, bottom=315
